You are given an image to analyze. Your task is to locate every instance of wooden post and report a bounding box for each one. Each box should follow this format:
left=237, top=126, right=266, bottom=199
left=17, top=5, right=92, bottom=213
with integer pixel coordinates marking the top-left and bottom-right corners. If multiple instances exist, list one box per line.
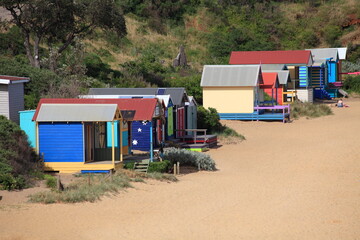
left=119, top=121, right=123, bottom=162
left=173, top=164, right=177, bottom=175
left=177, top=162, right=180, bottom=175
left=150, top=124, right=153, bottom=162
left=35, top=122, right=39, bottom=154
left=111, top=121, right=115, bottom=166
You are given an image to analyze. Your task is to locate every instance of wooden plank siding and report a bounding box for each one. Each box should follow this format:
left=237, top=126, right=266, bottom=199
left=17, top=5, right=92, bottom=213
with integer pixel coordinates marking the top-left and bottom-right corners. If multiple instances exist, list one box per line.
left=0, top=85, right=9, bottom=119
left=8, top=83, right=25, bottom=124
left=39, top=122, right=84, bottom=162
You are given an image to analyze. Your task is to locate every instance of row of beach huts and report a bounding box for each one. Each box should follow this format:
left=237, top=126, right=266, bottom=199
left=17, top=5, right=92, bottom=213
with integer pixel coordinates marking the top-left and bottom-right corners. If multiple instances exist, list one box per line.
left=0, top=47, right=349, bottom=173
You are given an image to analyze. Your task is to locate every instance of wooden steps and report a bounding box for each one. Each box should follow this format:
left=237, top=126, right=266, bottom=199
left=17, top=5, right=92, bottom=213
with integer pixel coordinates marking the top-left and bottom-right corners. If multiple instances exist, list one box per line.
left=134, top=159, right=150, bottom=173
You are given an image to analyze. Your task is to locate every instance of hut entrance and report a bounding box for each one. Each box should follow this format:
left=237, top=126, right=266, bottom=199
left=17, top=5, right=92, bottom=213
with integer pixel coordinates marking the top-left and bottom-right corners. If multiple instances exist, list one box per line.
left=84, top=123, right=94, bottom=162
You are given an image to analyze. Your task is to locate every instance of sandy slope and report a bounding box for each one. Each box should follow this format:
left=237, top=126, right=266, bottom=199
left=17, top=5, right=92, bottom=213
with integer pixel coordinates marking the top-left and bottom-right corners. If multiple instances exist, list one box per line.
left=1, top=99, right=360, bottom=240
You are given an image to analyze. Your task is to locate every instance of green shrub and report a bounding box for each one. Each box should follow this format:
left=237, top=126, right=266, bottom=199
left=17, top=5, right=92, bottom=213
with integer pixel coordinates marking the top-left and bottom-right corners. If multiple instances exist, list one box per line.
left=147, top=160, right=171, bottom=173
left=197, top=106, right=222, bottom=133
left=290, top=101, right=333, bottom=119
left=343, top=75, right=360, bottom=94
left=0, top=173, right=26, bottom=190
left=44, top=174, right=57, bottom=189
left=163, top=148, right=216, bottom=171
left=0, top=116, right=40, bottom=190
left=124, top=162, right=135, bottom=170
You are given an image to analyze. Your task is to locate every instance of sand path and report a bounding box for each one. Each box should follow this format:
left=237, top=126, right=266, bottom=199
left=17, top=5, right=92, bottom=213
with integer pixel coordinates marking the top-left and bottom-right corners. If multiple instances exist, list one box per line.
left=1, top=100, right=360, bottom=240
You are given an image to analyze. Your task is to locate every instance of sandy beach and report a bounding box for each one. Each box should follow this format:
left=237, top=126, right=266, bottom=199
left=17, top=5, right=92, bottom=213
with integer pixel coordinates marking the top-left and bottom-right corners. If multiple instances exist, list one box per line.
left=1, top=99, right=360, bottom=240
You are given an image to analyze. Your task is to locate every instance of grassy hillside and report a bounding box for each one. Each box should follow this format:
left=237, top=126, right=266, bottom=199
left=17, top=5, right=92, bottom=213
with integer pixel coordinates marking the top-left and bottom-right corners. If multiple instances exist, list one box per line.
left=1, top=0, right=360, bottom=107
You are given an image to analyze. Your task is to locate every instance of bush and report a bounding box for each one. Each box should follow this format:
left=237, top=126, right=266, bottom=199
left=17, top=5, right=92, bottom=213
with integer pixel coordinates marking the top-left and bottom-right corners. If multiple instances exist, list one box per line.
left=0, top=173, right=26, bottom=190
left=163, top=148, right=216, bottom=171
left=148, top=160, right=171, bottom=173
left=44, top=174, right=57, bottom=189
left=197, top=106, right=222, bottom=133
left=290, top=101, right=333, bottom=119
left=0, top=116, right=41, bottom=190
left=343, top=75, right=360, bottom=94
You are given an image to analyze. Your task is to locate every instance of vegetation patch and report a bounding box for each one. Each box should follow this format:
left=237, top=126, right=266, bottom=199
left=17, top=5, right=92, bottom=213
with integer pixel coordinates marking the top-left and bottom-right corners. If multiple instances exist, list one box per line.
left=216, top=126, right=246, bottom=144
left=197, top=106, right=245, bottom=143
left=163, top=148, right=216, bottom=171
left=124, top=160, right=171, bottom=173
left=0, top=116, right=41, bottom=190
left=29, top=172, right=132, bottom=204
left=290, top=101, right=333, bottom=119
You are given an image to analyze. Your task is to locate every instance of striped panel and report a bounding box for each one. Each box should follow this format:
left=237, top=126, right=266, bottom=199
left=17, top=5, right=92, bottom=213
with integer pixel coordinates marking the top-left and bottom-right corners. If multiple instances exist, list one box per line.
left=299, top=66, right=308, bottom=87
left=310, top=67, right=325, bottom=88
left=0, top=85, right=9, bottom=119
left=8, top=83, right=24, bottom=124
left=131, top=121, right=151, bottom=151
left=39, top=122, right=84, bottom=162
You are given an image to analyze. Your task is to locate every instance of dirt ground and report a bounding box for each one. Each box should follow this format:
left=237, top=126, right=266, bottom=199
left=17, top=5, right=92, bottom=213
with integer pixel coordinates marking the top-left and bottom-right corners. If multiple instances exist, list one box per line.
left=1, top=98, right=360, bottom=240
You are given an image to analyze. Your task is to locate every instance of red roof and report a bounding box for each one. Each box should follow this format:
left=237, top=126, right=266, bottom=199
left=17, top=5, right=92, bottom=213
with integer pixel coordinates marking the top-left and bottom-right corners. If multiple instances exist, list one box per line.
left=0, top=75, right=30, bottom=81
left=260, top=72, right=278, bottom=89
left=229, top=50, right=313, bottom=65
left=33, top=98, right=160, bottom=121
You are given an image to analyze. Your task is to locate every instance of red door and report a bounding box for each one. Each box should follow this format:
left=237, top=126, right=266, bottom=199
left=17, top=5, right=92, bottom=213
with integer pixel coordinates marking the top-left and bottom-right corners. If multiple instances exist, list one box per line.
left=177, top=107, right=185, bottom=138
left=157, top=119, right=162, bottom=145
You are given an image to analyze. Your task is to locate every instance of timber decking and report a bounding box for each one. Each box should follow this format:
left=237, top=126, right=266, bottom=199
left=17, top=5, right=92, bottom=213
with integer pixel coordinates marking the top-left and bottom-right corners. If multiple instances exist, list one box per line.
left=219, top=105, right=290, bottom=123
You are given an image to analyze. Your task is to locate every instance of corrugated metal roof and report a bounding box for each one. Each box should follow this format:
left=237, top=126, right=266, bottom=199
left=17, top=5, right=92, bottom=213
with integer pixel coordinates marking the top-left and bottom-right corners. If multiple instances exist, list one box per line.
left=307, top=48, right=346, bottom=60
left=33, top=98, right=160, bottom=121
left=36, top=104, right=118, bottom=122
left=229, top=50, right=313, bottom=66
left=87, top=88, right=187, bottom=106
left=257, top=64, right=286, bottom=71
left=0, top=75, right=30, bottom=84
left=81, top=94, right=173, bottom=107
left=200, top=65, right=262, bottom=87
left=262, top=70, right=290, bottom=85
left=163, top=88, right=187, bottom=106
left=89, top=88, right=157, bottom=95
left=306, top=48, right=339, bottom=66
left=261, top=72, right=278, bottom=88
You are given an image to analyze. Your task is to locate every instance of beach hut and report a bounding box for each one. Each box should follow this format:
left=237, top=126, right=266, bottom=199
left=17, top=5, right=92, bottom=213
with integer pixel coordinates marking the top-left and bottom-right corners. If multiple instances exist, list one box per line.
left=306, top=48, right=341, bottom=99
left=262, top=70, right=292, bottom=104
left=201, top=65, right=290, bottom=122
left=260, top=72, right=281, bottom=105
left=88, top=88, right=191, bottom=139
left=201, top=65, right=262, bottom=118
left=229, top=50, right=314, bottom=102
left=19, top=110, right=36, bottom=148
left=33, top=103, right=127, bottom=173
left=0, top=75, right=30, bottom=123
left=33, top=98, right=165, bottom=161
left=186, top=96, right=197, bottom=135
left=81, top=94, right=175, bottom=140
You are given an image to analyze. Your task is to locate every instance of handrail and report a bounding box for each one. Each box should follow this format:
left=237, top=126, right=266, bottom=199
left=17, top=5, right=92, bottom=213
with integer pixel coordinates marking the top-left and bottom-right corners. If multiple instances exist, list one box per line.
left=174, top=129, right=208, bottom=144
left=254, top=104, right=290, bottom=123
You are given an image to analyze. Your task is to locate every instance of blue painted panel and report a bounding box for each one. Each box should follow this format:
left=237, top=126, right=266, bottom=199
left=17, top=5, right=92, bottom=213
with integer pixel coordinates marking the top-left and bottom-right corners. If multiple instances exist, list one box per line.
left=327, top=62, right=337, bottom=83
left=106, top=121, right=118, bottom=148
left=131, top=121, right=151, bottom=151
left=19, top=110, right=36, bottom=148
left=39, top=122, right=84, bottom=162
left=122, top=130, right=128, bottom=147
left=299, top=66, right=308, bottom=87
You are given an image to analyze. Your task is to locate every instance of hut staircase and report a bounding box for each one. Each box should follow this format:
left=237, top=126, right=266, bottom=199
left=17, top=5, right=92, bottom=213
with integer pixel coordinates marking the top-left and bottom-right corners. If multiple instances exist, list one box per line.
left=133, top=159, right=150, bottom=173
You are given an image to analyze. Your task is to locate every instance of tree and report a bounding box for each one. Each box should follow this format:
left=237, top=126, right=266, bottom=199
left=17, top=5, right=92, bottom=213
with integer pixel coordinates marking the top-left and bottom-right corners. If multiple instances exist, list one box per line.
left=0, top=0, right=126, bottom=69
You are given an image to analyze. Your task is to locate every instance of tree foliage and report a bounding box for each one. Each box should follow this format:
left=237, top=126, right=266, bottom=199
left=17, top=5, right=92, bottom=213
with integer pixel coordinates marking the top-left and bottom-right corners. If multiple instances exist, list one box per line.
left=0, top=0, right=127, bottom=69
